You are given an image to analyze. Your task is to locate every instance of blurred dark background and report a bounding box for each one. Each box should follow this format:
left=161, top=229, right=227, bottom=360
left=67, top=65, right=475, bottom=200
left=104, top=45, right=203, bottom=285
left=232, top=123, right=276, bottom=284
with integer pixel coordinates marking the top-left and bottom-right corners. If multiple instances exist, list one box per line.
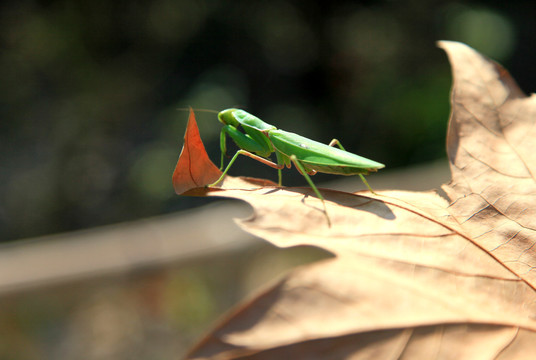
left=1, top=0, right=534, bottom=242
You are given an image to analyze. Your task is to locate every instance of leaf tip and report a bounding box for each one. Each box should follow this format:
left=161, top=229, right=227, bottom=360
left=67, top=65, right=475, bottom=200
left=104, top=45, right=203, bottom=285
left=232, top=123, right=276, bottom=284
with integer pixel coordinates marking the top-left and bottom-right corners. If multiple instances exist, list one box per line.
left=172, top=109, right=222, bottom=195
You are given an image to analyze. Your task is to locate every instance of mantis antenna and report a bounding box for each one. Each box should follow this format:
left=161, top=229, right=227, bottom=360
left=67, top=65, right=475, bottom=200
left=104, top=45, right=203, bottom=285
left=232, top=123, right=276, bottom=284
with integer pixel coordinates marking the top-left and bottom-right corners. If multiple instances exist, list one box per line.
left=175, top=107, right=220, bottom=114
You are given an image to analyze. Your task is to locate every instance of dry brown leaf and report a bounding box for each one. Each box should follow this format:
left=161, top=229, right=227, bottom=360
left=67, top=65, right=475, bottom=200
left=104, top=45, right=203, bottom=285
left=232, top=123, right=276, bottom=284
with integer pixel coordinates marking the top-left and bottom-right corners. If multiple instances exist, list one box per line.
left=183, top=41, right=536, bottom=359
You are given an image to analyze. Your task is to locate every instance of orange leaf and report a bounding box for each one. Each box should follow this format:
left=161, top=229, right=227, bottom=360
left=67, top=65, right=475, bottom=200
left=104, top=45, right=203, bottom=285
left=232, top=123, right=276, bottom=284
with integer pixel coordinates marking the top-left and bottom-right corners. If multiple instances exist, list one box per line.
left=172, top=108, right=222, bottom=195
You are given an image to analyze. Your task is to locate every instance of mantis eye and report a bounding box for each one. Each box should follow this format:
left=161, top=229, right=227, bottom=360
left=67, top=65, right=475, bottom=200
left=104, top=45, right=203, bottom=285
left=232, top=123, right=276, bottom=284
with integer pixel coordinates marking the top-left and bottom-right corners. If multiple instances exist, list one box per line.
left=218, top=108, right=240, bottom=126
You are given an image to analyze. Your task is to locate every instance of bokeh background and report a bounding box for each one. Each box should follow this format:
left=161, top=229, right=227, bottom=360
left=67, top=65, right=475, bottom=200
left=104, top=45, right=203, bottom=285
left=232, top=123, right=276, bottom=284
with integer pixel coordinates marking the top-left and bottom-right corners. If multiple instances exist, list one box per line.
left=2, top=0, right=534, bottom=242
left=0, top=0, right=535, bottom=359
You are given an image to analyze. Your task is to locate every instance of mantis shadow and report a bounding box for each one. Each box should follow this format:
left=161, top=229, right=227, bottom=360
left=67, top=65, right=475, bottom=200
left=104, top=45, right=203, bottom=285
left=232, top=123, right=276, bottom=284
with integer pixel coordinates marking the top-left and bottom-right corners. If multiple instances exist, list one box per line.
left=270, top=186, right=396, bottom=221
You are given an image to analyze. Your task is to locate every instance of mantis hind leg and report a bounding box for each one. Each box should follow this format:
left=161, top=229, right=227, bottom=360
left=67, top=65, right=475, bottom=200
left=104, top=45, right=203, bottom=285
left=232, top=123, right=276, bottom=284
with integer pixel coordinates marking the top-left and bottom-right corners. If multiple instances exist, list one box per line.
left=329, top=139, right=377, bottom=195
left=289, top=155, right=331, bottom=227
left=358, top=174, right=377, bottom=194
left=328, top=139, right=345, bottom=151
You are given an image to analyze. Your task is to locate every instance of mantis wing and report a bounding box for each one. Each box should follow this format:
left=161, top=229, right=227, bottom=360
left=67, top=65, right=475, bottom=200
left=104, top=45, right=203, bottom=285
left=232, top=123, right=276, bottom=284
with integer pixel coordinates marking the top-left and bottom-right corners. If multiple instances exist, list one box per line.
left=268, top=129, right=385, bottom=176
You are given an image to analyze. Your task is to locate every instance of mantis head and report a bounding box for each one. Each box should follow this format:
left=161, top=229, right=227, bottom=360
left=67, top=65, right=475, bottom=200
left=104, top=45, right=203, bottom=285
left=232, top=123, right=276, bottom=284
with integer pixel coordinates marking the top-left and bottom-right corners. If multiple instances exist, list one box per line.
left=218, top=108, right=277, bottom=132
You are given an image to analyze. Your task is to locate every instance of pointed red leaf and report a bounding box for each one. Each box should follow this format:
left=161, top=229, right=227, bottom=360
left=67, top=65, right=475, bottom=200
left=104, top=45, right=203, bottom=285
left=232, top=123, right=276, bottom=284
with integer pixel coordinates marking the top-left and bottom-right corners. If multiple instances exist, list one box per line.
left=172, top=109, right=222, bottom=194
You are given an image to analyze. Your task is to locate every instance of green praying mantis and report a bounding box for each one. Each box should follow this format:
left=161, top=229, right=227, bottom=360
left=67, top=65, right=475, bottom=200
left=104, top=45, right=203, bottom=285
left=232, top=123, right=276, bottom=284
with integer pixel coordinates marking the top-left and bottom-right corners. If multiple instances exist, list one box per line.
left=208, top=108, right=385, bottom=225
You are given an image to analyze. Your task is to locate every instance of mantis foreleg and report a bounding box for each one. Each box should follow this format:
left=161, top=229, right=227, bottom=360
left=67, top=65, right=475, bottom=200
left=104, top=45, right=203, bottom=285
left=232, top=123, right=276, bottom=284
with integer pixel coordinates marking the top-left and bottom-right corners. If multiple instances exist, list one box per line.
left=219, top=129, right=227, bottom=169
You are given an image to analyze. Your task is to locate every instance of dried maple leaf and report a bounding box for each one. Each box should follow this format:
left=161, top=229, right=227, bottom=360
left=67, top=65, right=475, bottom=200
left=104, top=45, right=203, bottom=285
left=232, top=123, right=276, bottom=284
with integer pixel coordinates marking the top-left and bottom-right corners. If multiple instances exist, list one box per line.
left=176, top=41, right=536, bottom=359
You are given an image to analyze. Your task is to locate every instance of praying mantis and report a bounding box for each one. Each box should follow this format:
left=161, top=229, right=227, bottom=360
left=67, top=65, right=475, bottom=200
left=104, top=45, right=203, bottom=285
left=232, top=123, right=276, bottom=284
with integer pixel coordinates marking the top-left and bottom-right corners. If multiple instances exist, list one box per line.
left=208, top=108, right=385, bottom=225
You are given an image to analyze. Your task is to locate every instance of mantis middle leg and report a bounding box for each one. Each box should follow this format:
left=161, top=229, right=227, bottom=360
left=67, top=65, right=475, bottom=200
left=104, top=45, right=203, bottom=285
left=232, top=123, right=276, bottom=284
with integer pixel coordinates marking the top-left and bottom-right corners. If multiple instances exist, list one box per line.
left=289, top=155, right=331, bottom=227
left=209, top=150, right=284, bottom=187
